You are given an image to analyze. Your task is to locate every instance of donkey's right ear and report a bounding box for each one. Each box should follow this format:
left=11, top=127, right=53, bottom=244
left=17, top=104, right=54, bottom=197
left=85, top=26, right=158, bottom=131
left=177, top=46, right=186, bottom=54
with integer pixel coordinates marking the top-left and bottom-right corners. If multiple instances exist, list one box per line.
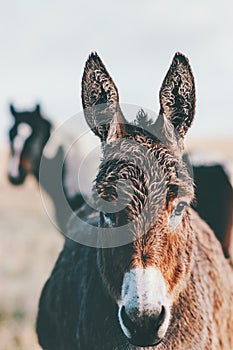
left=158, top=53, right=195, bottom=140
left=82, top=52, right=126, bottom=142
left=9, top=104, right=17, bottom=118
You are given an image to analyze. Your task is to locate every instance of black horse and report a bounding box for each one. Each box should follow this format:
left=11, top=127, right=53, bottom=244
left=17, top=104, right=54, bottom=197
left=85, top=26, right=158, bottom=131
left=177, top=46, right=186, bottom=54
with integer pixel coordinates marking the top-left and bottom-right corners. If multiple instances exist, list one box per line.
left=8, top=104, right=84, bottom=232
left=187, top=152, right=233, bottom=258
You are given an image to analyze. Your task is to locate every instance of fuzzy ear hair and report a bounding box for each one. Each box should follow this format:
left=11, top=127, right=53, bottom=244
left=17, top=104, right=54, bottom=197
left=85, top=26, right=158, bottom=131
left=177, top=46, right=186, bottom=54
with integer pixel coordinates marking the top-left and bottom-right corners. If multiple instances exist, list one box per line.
left=159, top=52, right=196, bottom=139
left=82, top=52, right=126, bottom=142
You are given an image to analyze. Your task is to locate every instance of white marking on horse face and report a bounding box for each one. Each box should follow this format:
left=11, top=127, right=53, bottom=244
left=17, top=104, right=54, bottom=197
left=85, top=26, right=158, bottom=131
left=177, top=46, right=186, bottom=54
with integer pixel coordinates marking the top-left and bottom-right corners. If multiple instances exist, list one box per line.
left=118, top=267, right=171, bottom=340
left=8, top=123, right=32, bottom=178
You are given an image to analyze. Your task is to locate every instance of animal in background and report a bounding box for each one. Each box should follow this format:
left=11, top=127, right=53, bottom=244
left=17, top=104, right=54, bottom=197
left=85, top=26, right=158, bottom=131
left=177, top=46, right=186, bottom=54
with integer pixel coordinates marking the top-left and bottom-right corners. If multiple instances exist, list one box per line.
left=8, top=104, right=84, bottom=232
left=186, top=152, right=233, bottom=260
left=37, top=52, right=233, bottom=350
left=8, top=104, right=50, bottom=184
left=183, top=149, right=233, bottom=262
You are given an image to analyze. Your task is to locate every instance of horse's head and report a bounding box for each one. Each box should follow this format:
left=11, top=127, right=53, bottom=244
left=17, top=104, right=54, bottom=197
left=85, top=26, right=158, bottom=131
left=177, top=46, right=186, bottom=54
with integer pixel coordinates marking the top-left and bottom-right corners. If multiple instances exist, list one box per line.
left=82, top=52, right=196, bottom=347
left=8, top=104, right=51, bottom=184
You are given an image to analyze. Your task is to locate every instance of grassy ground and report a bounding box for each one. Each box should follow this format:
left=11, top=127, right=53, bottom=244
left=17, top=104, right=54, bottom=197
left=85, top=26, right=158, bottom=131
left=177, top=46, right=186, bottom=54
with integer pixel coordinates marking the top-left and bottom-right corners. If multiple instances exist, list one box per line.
left=0, top=147, right=63, bottom=350
left=0, top=138, right=232, bottom=350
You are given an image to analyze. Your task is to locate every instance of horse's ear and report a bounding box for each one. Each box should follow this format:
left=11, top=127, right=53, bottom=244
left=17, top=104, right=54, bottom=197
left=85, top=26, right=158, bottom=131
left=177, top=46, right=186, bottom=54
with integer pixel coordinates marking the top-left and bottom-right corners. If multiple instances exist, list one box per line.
left=82, top=52, right=126, bottom=142
left=9, top=104, right=17, bottom=118
left=35, top=104, right=41, bottom=114
left=159, top=52, right=195, bottom=139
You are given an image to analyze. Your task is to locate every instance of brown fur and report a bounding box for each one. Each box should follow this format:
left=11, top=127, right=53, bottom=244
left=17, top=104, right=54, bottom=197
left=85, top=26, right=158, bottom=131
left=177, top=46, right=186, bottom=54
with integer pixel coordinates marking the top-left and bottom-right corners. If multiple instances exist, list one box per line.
left=37, top=53, right=233, bottom=350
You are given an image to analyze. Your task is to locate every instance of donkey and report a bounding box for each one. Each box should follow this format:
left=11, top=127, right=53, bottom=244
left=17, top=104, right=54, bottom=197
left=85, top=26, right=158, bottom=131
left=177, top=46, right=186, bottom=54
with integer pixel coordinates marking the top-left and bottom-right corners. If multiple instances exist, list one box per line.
left=37, top=53, right=233, bottom=350
left=8, top=104, right=84, bottom=232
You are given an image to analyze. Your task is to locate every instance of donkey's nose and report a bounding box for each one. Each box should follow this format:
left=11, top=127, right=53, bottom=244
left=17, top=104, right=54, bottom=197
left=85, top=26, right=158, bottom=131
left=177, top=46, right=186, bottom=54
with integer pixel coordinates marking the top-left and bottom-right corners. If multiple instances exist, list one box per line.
left=119, top=305, right=166, bottom=347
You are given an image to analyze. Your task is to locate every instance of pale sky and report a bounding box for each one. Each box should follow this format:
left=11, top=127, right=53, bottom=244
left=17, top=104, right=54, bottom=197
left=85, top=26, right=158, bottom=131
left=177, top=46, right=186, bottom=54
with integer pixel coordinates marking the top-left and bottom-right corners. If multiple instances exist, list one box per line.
left=1, top=0, right=233, bottom=143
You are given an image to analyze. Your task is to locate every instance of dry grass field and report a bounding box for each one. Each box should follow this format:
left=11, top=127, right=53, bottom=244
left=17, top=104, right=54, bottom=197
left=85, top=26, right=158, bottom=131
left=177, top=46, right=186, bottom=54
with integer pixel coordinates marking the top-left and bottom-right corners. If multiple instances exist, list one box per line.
left=0, top=138, right=232, bottom=350
left=0, top=147, right=63, bottom=350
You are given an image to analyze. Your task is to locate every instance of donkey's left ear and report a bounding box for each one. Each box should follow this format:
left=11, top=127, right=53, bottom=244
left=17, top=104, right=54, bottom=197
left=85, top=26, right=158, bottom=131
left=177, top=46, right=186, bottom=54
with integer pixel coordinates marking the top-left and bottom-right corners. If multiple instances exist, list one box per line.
left=159, top=53, right=195, bottom=139
left=82, top=52, right=126, bottom=142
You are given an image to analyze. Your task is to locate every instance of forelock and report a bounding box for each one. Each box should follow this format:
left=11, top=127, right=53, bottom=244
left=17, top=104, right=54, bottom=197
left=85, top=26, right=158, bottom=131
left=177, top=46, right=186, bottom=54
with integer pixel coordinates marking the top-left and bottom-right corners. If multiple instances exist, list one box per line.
left=95, top=132, right=193, bottom=211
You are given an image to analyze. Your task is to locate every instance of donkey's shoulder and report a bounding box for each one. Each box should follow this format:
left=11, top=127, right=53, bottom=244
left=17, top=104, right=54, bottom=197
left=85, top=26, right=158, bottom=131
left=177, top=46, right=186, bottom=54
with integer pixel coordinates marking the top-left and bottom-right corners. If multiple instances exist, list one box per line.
left=190, top=208, right=233, bottom=272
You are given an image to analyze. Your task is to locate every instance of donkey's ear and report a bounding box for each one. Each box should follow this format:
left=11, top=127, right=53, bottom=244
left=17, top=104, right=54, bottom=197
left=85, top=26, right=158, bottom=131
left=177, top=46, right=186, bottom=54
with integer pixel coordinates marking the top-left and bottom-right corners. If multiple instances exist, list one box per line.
left=9, top=104, right=17, bottom=118
left=82, top=52, right=126, bottom=142
left=159, top=53, right=195, bottom=139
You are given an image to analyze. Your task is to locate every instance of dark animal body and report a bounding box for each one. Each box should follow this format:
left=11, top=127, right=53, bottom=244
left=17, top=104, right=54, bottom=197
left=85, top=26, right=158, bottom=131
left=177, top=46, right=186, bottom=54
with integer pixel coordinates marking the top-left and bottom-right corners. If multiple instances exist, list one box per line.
left=37, top=53, right=233, bottom=349
left=191, top=159, right=233, bottom=259
left=183, top=152, right=233, bottom=260
left=8, top=104, right=84, bottom=232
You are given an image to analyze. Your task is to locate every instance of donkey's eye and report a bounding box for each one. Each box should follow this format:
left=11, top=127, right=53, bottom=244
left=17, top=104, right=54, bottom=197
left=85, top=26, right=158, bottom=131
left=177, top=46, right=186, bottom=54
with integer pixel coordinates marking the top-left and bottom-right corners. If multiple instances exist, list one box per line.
left=174, top=201, right=187, bottom=216
left=168, top=201, right=188, bottom=230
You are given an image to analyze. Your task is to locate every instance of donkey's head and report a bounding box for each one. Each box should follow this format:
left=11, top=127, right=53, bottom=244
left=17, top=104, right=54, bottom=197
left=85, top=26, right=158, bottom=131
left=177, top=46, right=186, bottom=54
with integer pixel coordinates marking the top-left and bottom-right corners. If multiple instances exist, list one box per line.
left=82, top=53, right=195, bottom=347
left=8, top=104, right=51, bottom=184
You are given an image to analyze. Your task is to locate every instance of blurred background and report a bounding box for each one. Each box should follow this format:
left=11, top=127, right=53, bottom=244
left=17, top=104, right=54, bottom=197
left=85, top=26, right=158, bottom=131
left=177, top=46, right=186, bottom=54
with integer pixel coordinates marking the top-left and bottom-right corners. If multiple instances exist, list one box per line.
left=1, top=1, right=233, bottom=349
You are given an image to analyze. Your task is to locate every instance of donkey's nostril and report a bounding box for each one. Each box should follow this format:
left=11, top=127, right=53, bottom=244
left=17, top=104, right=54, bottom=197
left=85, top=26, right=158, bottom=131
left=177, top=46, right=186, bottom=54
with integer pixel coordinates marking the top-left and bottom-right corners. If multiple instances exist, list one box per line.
left=120, top=306, right=135, bottom=335
left=157, top=305, right=166, bottom=328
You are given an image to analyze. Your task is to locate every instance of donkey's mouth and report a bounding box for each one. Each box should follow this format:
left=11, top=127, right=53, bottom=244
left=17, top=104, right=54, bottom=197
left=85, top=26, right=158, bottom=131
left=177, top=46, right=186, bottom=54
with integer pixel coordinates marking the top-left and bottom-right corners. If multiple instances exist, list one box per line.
left=118, top=267, right=170, bottom=348
left=128, top=336, right=163, bottom=347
